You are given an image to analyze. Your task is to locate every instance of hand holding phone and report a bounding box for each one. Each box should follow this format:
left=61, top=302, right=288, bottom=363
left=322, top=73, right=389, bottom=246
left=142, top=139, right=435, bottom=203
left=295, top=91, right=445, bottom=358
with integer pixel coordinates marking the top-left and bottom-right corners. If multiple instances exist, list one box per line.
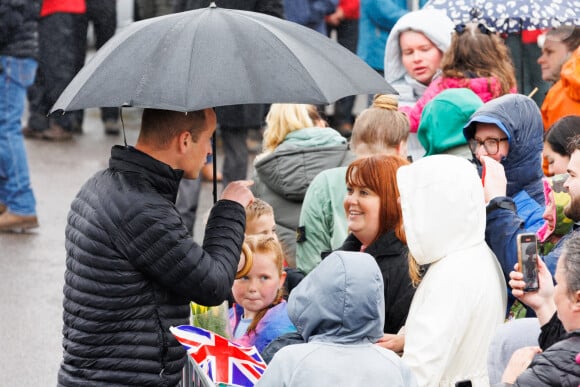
left=517, top=233, right=539, bottom=292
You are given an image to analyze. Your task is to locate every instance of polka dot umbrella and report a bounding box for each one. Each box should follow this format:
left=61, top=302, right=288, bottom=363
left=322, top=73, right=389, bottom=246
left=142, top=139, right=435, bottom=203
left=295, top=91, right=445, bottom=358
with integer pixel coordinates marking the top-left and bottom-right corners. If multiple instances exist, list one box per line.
left=423, top=0, right=580, bottom=33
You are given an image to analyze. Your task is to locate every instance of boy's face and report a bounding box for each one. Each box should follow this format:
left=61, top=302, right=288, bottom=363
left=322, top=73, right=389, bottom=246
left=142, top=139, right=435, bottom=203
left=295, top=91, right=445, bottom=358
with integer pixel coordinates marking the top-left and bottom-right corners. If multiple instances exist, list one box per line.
left=246, top=214, right=278, bottom=241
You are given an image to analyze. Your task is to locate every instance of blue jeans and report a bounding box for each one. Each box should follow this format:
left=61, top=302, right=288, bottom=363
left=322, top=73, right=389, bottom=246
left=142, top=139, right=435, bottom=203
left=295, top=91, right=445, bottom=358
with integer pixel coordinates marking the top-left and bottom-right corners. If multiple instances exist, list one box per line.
left=0, top=56, right=38, bottom=216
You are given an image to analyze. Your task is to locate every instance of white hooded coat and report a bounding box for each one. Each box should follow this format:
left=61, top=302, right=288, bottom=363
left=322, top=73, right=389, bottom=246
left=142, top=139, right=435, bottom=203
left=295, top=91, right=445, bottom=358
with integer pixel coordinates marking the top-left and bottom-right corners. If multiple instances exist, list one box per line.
left=397, top=155, right=507, bottom=387
left=256, top=251, right=417, bottom=386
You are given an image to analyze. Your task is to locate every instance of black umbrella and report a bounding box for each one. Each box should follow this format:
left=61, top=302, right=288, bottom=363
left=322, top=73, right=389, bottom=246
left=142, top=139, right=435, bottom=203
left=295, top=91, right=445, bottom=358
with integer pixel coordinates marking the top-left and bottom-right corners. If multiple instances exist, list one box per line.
left=51, top=3, right=395, bottom=113
left=51, top=3, right=395, bottom=203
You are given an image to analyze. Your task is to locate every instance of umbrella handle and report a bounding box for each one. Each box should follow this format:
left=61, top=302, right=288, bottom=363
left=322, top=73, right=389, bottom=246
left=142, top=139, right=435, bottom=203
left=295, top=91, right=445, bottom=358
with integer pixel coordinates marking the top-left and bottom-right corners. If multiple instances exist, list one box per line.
left=212, top=132, right=217, bottom=204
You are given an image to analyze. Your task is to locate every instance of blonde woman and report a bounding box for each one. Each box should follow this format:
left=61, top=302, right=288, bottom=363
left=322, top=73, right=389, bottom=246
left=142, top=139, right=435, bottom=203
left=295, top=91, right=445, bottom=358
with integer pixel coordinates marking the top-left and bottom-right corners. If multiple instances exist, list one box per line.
left=252, top=103, right=350, bottom=266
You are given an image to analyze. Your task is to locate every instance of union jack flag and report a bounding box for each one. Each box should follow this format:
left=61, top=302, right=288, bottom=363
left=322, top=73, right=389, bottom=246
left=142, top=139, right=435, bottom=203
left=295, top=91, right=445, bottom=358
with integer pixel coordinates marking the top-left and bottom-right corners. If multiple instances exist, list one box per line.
left=170, top=325, right=267, bottom=387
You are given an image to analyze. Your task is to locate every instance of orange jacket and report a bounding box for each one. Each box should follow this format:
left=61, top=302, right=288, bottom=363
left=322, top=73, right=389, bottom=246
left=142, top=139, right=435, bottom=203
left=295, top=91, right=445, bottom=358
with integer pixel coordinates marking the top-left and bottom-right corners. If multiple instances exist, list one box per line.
left=542, top=47, right=580, bottom=131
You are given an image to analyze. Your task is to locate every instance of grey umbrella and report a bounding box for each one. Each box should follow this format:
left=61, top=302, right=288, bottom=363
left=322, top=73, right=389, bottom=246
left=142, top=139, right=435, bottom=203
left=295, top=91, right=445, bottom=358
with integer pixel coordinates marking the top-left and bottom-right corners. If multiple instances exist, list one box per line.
left=51, top=3, right=395, bottom=114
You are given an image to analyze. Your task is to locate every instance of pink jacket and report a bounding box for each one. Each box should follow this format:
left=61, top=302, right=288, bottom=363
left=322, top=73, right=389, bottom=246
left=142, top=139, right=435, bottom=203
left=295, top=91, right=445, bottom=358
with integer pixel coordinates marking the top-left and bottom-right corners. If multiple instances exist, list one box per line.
left=401, top=76, right=514, bottom=132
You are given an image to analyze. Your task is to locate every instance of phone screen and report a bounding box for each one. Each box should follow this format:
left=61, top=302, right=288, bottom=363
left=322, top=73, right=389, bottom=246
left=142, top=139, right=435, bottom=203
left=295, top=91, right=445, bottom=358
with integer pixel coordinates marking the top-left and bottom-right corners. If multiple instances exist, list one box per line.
left=518, top=233, right=539, bottom=292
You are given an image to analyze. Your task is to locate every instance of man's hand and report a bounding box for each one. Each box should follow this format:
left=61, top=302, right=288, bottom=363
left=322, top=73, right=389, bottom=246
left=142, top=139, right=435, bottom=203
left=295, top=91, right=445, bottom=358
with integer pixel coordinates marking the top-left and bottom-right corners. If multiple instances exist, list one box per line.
left=221, top=180, right=254, bottom=208
left=509, top=257, right=556, bottom=325
left=481, top=156, right=507, bottom=203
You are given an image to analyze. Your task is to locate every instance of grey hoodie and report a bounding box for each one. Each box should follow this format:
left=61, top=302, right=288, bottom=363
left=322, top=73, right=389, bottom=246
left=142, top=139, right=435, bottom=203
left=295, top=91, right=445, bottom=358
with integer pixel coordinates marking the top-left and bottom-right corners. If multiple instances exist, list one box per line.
left=256, top=251, right=417, bottom=386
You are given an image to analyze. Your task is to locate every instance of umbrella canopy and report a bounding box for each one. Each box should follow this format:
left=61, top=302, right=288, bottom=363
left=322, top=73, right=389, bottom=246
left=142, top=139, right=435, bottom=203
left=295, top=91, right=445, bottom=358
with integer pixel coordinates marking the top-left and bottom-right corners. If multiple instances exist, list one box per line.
left=51, top=4, right=395, bottom=114
left=423, top=0, right=580, bottom=33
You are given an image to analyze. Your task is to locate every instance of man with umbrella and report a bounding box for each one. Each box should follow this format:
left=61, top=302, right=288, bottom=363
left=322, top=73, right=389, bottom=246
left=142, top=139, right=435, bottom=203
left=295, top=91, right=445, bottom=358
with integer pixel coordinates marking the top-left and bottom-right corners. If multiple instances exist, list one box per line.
left=57, top=107, right=254, bottom=386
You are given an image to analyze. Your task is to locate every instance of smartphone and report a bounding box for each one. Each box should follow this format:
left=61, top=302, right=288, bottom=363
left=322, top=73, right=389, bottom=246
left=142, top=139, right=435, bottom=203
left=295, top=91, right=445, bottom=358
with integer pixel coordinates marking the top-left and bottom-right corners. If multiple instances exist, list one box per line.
left=517, top=233, right=539, bottom=292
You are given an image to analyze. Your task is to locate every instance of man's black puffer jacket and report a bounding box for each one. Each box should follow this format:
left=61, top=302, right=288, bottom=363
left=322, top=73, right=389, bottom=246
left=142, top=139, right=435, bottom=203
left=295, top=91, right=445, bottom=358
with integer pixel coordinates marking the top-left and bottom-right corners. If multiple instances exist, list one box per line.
left=514, top=331, right=580, bottom=386
left=58, top=146, right=246, bottom=387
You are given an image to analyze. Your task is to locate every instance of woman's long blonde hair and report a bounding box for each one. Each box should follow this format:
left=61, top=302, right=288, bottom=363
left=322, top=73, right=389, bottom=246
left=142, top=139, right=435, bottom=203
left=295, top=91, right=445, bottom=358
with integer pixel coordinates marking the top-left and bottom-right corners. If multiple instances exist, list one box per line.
left=262, top=104, right=320, bottom=153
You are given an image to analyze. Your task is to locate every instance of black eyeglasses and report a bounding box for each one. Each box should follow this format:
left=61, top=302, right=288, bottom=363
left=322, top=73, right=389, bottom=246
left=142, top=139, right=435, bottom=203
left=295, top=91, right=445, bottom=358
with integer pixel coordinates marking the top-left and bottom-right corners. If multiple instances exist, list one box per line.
left=468, top=137, right=508, bottom=155
left=454, top=23, right=496, bottom=35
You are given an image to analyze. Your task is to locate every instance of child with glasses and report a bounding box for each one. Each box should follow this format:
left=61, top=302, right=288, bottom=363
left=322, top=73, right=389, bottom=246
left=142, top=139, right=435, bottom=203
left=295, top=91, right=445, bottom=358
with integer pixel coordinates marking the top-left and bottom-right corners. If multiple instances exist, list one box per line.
left=400, top=22, right=517, bottom=133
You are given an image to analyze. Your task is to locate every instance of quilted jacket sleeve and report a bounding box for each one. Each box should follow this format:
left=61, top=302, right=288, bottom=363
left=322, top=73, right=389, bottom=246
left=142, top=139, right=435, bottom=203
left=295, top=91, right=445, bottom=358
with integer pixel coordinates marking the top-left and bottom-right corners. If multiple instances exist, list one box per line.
left=119, top=198, right=245, bottom=306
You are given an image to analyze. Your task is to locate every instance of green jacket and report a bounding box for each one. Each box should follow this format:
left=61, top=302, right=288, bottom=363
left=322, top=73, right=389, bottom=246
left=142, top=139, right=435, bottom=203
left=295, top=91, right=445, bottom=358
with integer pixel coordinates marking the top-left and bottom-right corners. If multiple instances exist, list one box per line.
left=296, top=166, right=349, bottom=273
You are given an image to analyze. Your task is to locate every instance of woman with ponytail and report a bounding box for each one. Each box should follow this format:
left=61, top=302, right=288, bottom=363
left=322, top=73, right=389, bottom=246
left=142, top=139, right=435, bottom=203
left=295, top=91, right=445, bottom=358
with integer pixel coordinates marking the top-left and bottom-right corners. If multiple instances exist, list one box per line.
left=297, top=94, right=410, bottom=274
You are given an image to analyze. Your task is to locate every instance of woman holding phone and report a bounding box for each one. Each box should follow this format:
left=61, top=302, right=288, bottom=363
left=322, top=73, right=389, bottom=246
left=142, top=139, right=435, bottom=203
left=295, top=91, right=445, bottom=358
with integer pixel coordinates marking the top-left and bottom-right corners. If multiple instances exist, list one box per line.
left=500, top=234, right=580, bottom=385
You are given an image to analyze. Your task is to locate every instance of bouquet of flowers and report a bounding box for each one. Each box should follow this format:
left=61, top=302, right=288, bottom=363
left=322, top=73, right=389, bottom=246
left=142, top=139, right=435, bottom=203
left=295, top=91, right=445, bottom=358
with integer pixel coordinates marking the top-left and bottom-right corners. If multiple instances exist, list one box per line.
left=190, top=300, right=232, bottom=339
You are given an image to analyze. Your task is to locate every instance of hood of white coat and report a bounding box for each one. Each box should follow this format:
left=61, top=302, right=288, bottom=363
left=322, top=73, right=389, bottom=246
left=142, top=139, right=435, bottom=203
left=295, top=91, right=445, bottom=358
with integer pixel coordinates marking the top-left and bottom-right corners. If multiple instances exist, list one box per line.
left=396, top=155, right=486, bottom=265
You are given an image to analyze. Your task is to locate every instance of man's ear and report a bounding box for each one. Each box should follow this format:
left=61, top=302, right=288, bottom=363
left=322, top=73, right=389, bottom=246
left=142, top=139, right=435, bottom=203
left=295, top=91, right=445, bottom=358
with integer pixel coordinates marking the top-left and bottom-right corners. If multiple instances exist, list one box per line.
left=177, top=131, right=190, bottom=154
left=573, top=290, right=580, bottom=312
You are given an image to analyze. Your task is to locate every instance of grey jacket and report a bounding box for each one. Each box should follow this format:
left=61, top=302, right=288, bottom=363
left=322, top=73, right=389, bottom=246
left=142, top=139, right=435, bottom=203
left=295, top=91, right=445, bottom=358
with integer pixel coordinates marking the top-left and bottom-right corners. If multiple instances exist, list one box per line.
left=256, top=251, right=417, bottom=386
left=252, top=127, right=352, bottom=264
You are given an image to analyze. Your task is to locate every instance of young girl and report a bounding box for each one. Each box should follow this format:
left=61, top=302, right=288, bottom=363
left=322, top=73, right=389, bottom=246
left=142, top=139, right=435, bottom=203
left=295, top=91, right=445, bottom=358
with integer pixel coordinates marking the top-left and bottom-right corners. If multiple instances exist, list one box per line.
left=401, top=22, right=517, bottom=132
left=229, top=235, right=296, bottom=353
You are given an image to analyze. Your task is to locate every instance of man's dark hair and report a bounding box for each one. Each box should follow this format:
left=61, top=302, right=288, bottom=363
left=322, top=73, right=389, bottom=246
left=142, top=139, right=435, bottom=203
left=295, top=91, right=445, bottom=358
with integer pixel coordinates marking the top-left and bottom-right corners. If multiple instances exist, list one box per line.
left=567, top=134, right=580, bottom=154
left=140, top=109, right=207, bottom=147
left=545, top=116, right=580, bottom=157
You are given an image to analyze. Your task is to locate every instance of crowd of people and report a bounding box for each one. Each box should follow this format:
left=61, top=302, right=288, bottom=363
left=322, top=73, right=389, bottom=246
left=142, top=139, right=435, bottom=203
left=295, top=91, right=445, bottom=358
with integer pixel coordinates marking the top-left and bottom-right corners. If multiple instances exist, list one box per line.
left=2, top=1, right=580, bottom=386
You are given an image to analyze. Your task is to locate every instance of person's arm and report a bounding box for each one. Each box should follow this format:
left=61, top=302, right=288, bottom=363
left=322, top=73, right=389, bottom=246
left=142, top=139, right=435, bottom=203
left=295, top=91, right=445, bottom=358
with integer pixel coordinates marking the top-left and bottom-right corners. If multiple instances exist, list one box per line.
left=538, top=312, right=566, bottom=350
left=339, top=0, right=359, bottom=19
left=500, top=346, right=543, bottom=385
left=376, top=333, right=405, bottom=354
left=119, top=182, right=252, bottom=306
left=296, top=171, right=345, bottom=274
left=0, top=1, right=22, bottom=49
left=508, top=257, right=556, bottom=326
left=482, top=156, right=531, bottom=284
left=310, top=0, right=339, bottom=23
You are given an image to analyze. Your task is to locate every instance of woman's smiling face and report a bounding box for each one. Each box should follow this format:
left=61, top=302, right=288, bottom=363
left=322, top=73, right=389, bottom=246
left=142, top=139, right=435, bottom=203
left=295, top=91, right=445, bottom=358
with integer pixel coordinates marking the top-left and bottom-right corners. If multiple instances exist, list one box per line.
left=344, top=184, right=381, bottom=246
